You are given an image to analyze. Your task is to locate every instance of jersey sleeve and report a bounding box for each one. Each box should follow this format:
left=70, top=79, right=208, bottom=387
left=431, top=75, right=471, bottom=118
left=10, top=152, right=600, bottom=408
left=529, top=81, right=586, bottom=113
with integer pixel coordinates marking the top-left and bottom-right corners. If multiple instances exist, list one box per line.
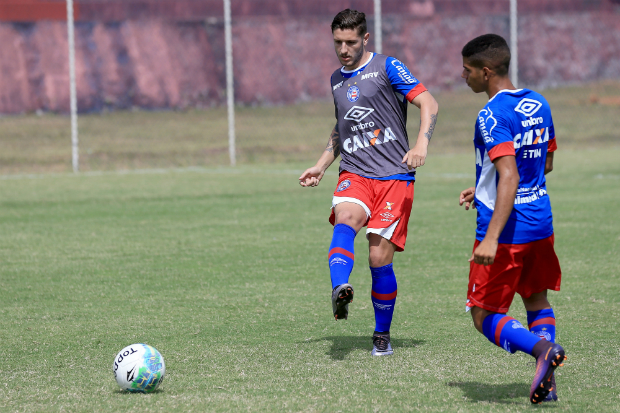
left=477, top=107, right=516, bottom=161
left=547, top=120, right=557, bottom=152
left=385, top=57, right=427, bottom=103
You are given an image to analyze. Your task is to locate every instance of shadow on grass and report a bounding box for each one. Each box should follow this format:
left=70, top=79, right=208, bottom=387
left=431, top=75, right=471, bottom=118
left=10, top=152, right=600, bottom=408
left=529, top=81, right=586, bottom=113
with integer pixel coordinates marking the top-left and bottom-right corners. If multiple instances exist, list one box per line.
left=114, top=389, right=164, bottom=395
left=447, top=381, right=549, bottom=406
left=304, top=336, right=425, bottom=360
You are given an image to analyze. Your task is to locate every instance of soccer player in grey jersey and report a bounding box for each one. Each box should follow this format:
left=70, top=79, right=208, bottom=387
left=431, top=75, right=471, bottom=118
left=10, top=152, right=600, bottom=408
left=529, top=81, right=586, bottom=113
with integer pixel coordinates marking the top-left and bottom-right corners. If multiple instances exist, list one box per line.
left=299, top=9, right=438, bottom=356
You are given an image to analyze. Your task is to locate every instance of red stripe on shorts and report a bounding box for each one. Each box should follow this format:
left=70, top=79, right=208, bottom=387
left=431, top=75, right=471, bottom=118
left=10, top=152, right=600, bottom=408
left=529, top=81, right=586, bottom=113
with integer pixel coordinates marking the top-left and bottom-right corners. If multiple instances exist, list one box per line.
left=528, top=317, right=556, bottom=330
left=328, top=247, right=354, bottom=260
left=494, top=316, right=513, bottom=347
left=371, top=290, right=397, bottom=300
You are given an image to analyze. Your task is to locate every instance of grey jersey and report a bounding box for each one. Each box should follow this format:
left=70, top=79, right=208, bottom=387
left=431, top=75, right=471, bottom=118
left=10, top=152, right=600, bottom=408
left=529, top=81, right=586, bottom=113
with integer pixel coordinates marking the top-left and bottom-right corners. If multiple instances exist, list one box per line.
left=331, top=54, right=417, bottom=178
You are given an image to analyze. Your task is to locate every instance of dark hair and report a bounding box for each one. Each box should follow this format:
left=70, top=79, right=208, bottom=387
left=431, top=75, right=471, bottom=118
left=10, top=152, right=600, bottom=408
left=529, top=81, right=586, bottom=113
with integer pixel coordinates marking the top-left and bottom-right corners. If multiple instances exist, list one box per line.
left=331, top=9, right=367, bottom=36
left=461, top=34, right=511, bottom=76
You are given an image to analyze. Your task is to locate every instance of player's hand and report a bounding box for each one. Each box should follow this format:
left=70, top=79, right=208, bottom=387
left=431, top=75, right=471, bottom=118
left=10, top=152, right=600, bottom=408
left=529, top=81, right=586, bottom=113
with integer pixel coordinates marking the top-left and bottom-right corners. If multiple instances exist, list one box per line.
left=299, top=166, right=325, bottom=187
left=469, top=238, right=498, bottom=266
left=459, top=187, right=476, bottom=210
left=402, top=144, right=427, bottom=170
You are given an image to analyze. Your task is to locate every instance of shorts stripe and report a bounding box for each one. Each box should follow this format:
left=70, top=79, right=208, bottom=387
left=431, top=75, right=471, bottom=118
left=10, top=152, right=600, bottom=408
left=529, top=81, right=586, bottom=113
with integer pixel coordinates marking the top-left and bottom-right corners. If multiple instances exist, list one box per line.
left=528, top=317, right=556, bottom=330
left=366, top=219, right=400, bottom=241
left=371, top=290, right=397, bottom=300
left=332, top=196, right=371, bottom=217
left=328, top=247, right=354, bottom=260
left=494, top=316, right=513, bottom=347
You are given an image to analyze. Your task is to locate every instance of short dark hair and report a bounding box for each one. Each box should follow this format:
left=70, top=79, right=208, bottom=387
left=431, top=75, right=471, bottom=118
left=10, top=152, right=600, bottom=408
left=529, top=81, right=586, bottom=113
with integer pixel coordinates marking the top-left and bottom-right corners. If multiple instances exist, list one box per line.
left=461, top=34, right=511, bottom=76
left=331, top=9, right=367, bottom=36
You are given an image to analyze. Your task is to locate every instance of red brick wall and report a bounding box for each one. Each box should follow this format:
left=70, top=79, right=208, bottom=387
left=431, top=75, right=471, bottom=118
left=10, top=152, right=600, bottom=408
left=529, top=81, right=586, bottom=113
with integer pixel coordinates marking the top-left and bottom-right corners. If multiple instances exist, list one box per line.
left=0, top=1, right=619, bottom=113
left=0, top=0, right=78, bottom=21
left=0, top=0, right=616, bottom=22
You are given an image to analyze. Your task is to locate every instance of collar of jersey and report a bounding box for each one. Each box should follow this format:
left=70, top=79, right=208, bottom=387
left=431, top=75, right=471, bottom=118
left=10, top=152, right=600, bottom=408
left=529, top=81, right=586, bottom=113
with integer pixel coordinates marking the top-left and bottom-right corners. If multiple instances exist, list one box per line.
left=340, top=53, right=375, bottom=79
left=488, top=88, right=524, bottom=103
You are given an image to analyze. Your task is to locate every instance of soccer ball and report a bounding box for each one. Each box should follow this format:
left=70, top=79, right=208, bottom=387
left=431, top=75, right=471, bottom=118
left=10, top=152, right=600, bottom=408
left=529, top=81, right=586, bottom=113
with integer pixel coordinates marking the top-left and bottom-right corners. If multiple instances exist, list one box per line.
left=112, top=343, right=165, bottom=393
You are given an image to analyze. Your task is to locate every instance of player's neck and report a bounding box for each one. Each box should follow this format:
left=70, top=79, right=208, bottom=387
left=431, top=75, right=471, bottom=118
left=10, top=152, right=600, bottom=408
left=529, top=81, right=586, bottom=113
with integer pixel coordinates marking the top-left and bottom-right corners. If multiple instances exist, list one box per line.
left=344, top=50, right=373, bottom=72
left=486, top=78, right=516, bottom=100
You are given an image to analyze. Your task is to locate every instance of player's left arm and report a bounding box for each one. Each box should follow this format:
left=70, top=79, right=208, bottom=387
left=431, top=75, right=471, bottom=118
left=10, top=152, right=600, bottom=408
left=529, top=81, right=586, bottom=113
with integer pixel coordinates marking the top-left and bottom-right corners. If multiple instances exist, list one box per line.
left=545, top=152, right=554, bottom=174
left=545, top=120, right=557, bottom=174
left=402, top=92, right=439, bottom=170
left=471, top=155, right=519, bottom=266
left=384, top=57, right=438, bottom=169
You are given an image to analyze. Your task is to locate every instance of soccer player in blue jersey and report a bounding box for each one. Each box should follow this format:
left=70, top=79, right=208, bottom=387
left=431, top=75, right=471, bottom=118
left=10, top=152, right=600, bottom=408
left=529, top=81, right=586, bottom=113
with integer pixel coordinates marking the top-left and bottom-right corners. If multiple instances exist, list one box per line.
left=299, top=9, right=438, bottom=356
left=458, top=34, right=566, bottom=404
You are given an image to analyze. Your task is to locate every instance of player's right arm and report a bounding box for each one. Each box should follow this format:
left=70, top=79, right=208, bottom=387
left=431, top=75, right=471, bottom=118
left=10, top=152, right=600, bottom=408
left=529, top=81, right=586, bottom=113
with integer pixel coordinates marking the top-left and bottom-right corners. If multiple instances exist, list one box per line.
left=299, top=124, right=340, bottom=187
left=471, top=155, right=519, bottom=266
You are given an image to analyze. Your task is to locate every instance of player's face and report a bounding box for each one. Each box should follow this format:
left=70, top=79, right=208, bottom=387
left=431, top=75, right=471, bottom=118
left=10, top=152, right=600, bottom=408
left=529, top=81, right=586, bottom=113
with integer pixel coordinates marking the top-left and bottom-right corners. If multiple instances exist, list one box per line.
left=462, top=58, right=487, bottom=93
left=333, top=29, right=369, bottom=70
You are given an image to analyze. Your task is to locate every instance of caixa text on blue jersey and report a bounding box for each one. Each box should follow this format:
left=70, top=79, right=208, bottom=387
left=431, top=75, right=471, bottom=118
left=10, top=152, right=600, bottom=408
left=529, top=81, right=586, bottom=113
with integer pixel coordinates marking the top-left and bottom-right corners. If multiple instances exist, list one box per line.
left=513, top=127, right=550, bottom=149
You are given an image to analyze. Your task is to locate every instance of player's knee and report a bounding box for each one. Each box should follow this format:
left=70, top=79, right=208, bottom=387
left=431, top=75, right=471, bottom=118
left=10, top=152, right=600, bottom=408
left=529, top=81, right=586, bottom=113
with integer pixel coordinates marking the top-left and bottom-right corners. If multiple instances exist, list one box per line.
left=470, top=307, right=489, bottom=334
left=522, top=291, right=551, bottom=312
left=335, top=209, right=364, bottom=229
left=368, top=249, right=392, bottom=268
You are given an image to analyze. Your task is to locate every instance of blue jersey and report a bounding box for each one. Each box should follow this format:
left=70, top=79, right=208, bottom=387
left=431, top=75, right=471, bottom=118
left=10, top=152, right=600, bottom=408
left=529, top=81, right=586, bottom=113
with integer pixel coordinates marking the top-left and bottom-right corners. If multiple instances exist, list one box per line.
left=332, top=53, right=427, bottom=181
left=473, top=89, right=557, bottom=244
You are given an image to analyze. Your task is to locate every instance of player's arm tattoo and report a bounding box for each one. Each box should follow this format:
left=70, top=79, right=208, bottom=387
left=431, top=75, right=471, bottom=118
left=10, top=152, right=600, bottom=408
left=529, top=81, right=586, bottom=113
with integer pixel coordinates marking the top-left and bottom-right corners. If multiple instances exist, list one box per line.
left=424, top=113, right=438, bottom=141
left=326, top=124, right=340, bottom=158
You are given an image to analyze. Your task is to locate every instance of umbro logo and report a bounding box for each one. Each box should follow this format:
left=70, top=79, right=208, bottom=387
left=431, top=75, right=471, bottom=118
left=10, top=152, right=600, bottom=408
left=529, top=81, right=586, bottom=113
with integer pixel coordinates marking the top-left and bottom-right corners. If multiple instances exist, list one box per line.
left=514, top=98, right=542, bottom=117
left=344, top=106, right=374, bottom=122
left=127, top=365, right=137, bottom=382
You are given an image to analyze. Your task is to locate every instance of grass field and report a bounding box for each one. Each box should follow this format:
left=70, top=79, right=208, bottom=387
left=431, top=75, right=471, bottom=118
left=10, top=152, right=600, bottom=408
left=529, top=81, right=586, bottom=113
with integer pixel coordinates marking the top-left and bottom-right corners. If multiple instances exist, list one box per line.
left=1, top=81, right=619, bottom=411
left=1, top=144, right=619, bottom=410
left=1, top=81, right=620, bottom=174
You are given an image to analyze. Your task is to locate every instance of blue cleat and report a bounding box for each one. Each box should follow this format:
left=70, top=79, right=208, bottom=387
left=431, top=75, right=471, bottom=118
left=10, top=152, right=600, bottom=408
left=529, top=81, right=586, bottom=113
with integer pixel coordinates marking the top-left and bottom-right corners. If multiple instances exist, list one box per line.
left=530, top=342, right=566, bottom=404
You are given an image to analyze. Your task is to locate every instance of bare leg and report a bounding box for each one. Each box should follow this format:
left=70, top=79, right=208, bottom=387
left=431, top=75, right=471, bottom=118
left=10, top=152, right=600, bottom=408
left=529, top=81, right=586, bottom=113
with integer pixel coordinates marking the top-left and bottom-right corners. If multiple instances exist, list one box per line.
left=368, top=233, right=396, bottom=267
left=522, top=290, right=551, bottom=312
left=333, top=202, right=367, bottom=232
left=470, top=306, right=494, bottom=334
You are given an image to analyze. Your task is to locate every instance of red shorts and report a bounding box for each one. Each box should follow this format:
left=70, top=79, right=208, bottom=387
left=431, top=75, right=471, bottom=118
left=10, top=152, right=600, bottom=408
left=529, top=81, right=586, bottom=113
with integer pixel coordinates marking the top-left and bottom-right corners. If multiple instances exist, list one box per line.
left=466, top=234, right=562, bottom=313
left=328, top=171, right=414, bottom=252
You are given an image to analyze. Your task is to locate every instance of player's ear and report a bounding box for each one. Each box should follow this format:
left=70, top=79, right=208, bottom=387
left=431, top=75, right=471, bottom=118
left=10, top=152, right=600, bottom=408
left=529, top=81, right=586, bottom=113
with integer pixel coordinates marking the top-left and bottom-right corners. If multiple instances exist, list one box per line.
left=363, top=32, right=370, bottom=45
left=482, top=67, right=492, bottom=80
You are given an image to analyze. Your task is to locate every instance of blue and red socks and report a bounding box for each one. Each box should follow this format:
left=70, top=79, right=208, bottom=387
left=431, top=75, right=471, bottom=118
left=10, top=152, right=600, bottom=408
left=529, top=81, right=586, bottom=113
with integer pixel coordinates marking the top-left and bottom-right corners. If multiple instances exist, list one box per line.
left=370, top=263, right=398, bottom=333
left=527, top=308, right=556, bottom=342
left=328, top=224, right=357, bottom=289
left=482, top=314, right=542, bottom=355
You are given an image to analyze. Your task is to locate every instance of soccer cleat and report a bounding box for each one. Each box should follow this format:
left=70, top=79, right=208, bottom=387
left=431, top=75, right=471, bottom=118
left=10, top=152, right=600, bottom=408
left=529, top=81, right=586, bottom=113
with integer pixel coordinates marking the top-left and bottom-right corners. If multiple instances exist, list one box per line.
left=331, top=284, right=354, bottom=320
left=371, top=332, right=393, bottom=356
left=530, top=342, right=566, bottom=404
left=542, top=374, right=558, bottom=402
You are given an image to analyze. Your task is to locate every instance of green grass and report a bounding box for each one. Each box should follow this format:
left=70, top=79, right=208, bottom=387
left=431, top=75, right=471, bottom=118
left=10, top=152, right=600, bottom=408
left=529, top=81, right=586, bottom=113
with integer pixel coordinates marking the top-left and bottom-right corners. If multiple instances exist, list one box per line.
left=1, top=145, right=619, bottom=411
left=1, top=81, right=619, bottom=174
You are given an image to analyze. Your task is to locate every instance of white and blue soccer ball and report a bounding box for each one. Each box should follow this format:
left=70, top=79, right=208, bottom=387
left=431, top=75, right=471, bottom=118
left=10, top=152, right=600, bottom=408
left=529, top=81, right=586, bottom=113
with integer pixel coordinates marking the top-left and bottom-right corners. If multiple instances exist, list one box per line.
left=112, top=344, right=165, bottom=393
